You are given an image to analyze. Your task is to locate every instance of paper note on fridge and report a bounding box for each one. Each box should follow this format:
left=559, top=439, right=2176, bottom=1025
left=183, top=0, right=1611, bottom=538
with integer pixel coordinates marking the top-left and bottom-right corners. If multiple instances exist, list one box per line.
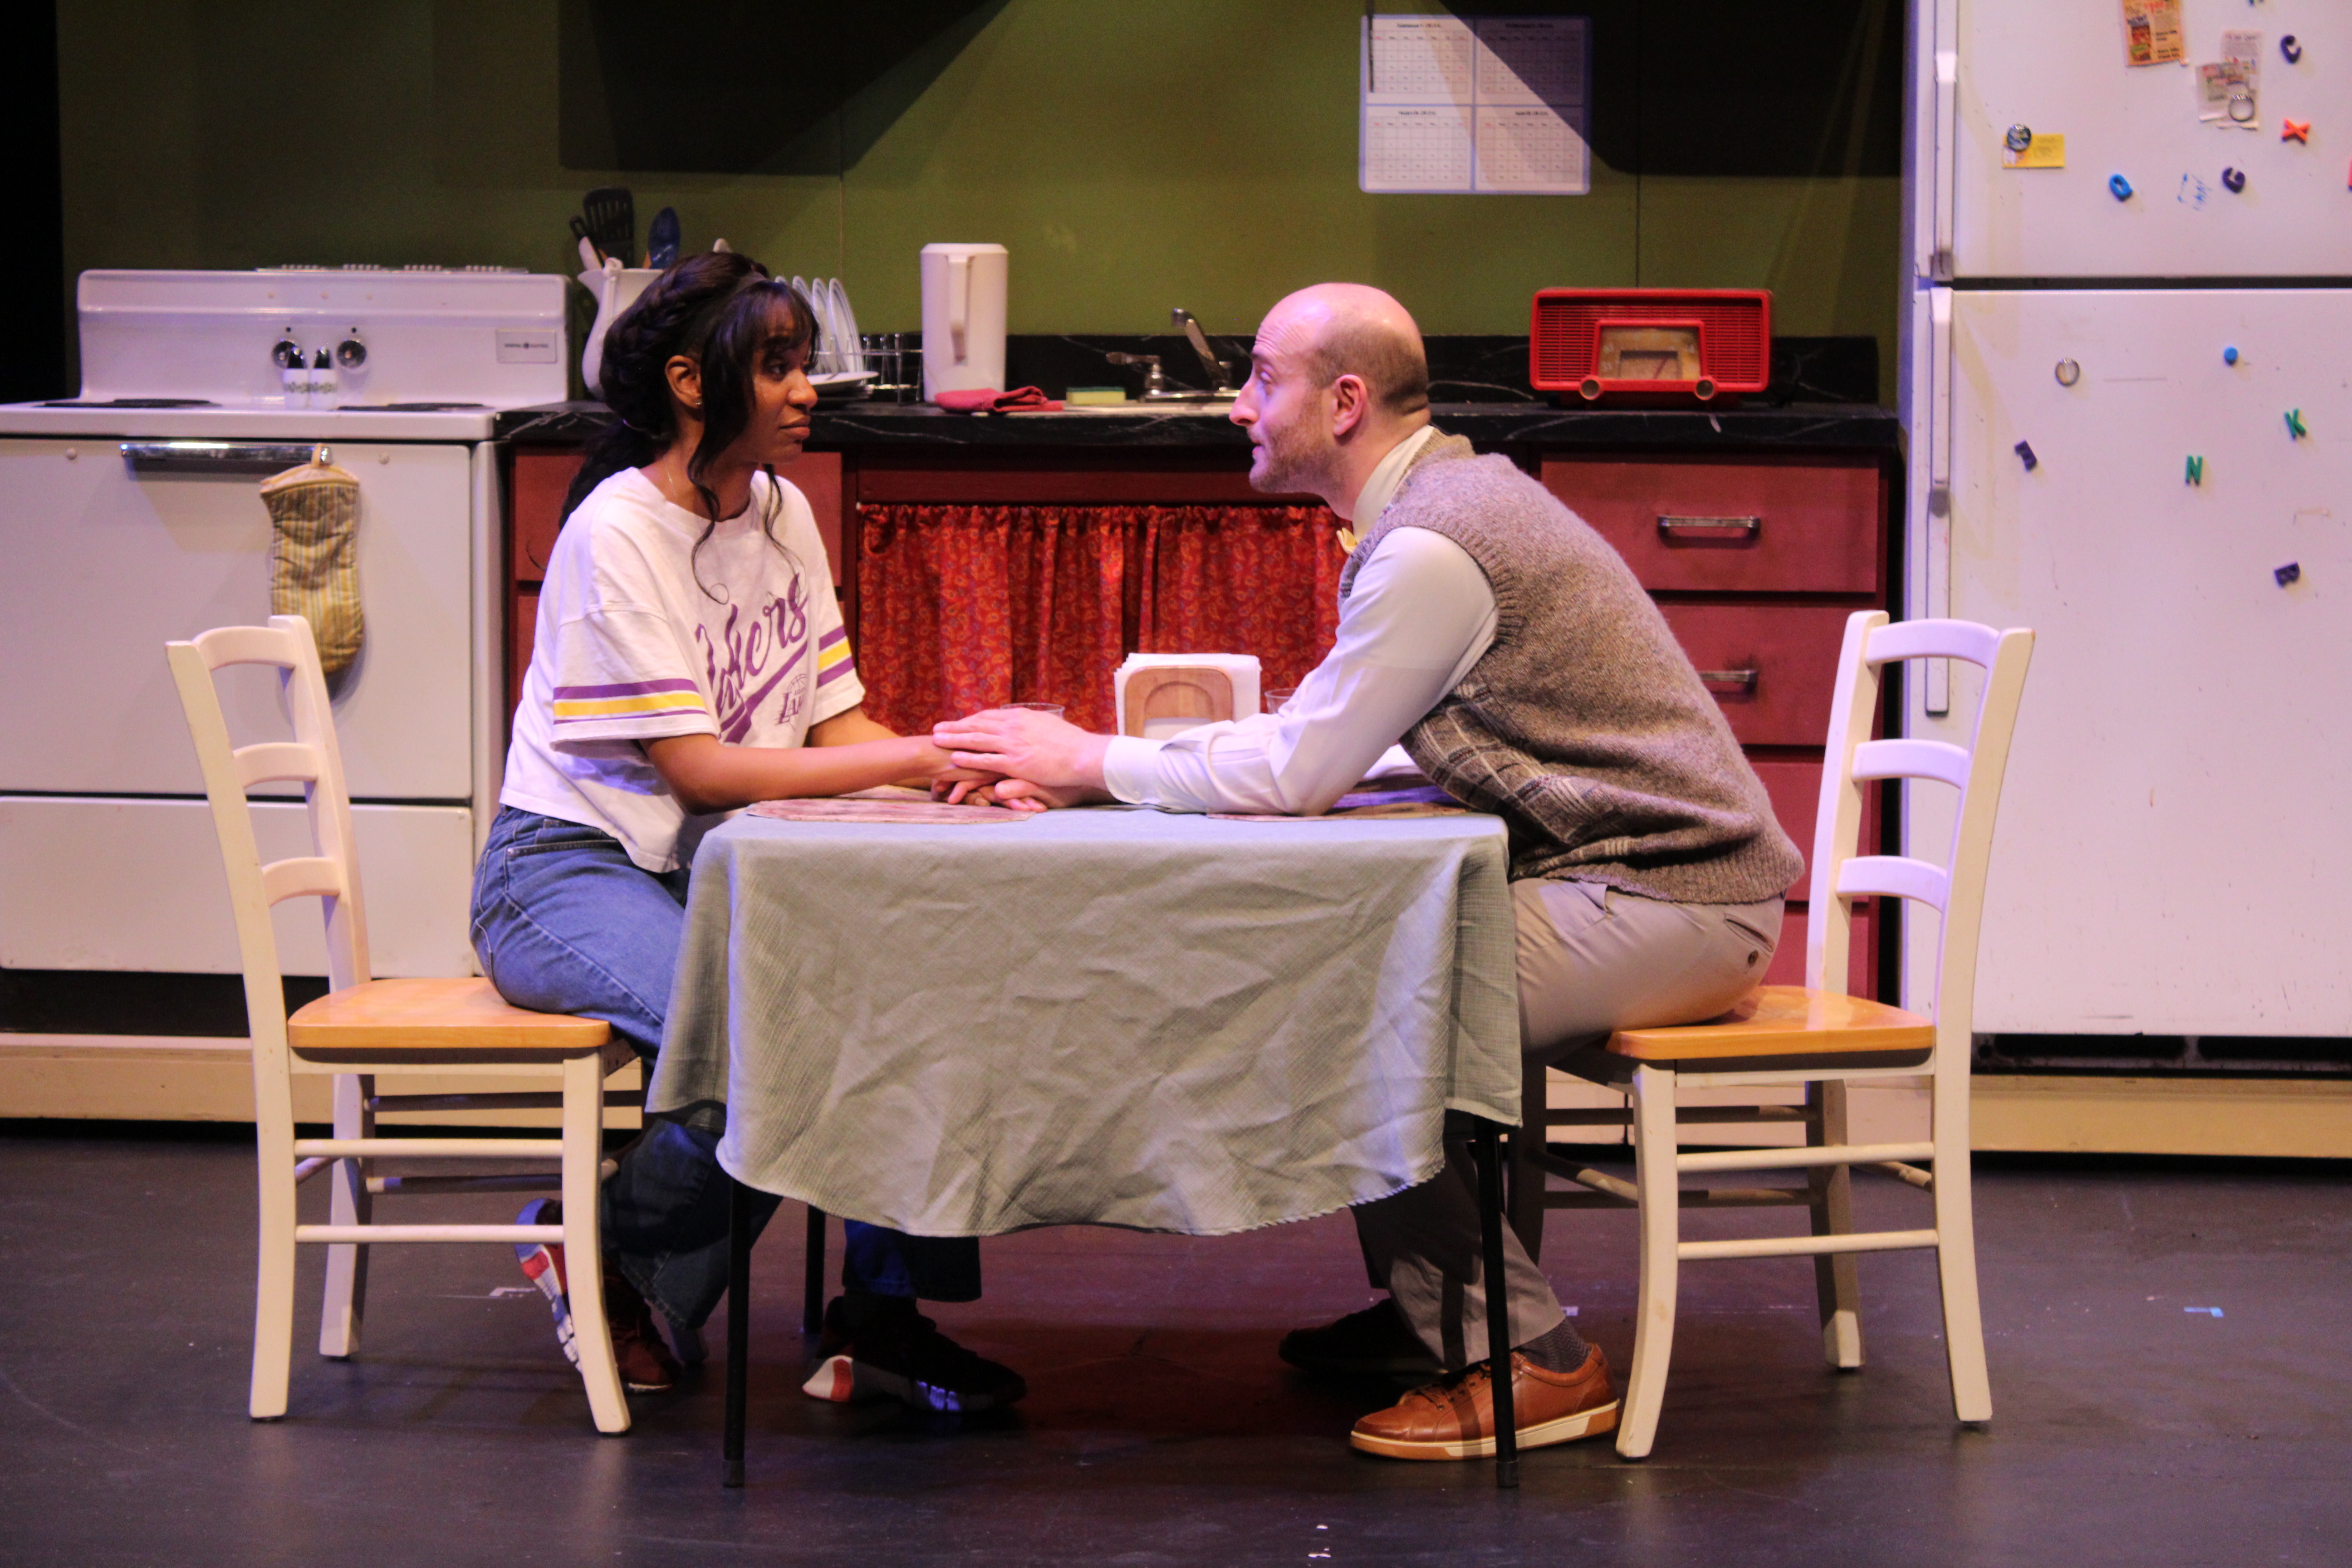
left=2121, top=0, right=2184, bottom=68
left=2003, top=133, right=2066, bottom=169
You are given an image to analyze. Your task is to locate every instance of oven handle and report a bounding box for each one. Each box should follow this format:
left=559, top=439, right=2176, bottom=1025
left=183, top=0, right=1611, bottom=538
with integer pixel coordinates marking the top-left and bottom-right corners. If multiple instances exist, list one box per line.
left=120, top=441, right=331, bottom=471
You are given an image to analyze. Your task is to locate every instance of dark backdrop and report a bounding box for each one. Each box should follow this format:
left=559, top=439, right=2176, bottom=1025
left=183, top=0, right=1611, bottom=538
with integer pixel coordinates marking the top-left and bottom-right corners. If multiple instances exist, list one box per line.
left=1, top=1, right=66, bottom=402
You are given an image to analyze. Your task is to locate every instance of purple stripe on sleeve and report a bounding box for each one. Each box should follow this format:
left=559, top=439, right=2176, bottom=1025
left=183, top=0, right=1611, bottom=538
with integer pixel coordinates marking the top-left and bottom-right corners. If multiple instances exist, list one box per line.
left=817, top=626, right=847, bottom=649
left=553, top=677, right=700, bottom=700
left=816, top=654, right=858, bottom=687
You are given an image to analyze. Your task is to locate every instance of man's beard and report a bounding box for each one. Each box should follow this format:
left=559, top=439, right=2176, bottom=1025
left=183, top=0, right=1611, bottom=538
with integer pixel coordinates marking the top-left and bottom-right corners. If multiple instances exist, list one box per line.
left=1248, top=419, right=1339, bottom=497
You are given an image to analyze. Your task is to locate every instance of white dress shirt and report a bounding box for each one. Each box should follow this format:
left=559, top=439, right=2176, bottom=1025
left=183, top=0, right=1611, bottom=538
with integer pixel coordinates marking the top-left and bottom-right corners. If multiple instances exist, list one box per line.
left=1101, top=425, right=1502, bottom=815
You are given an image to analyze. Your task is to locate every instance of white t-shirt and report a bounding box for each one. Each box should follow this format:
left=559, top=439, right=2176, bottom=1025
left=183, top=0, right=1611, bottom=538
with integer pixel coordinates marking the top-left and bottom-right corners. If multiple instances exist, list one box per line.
left=500, top=466, right=866, bottom=872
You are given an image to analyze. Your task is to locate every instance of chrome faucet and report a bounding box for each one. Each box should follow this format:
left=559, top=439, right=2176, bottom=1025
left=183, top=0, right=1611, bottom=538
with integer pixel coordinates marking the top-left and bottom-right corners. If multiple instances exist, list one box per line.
left=1106, top=351, right=1167, bottom=398
left=1105, top=312, right=1236, bottom=402
left=1171, top=307, right=1236, bottom=394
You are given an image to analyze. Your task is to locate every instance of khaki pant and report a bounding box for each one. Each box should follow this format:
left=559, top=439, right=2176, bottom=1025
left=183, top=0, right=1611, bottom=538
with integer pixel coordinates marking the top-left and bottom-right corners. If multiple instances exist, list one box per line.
left=1352, top=879, right=1783, bottom=1367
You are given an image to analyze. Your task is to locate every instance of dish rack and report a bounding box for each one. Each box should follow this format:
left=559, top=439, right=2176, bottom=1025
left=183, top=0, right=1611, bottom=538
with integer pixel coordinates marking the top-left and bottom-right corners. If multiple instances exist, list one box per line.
left=789, top=276, right=917, bottom=402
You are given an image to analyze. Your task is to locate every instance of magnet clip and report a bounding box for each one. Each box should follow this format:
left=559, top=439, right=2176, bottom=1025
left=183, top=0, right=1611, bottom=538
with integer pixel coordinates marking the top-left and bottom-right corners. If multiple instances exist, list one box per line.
left=2014, top=440, right=2039, bottom=472
left=2223, top=345, right=2240, bottom=365
left=2229, top=93, right=2258, bottom=124
left=2285, top=408, right=2308, bottom=439
left=2282, top=120, right=2311, bottom=144
left=2275, top=562, right=2302, bottom=587
left=2053, top=358, right=2082, bottom=387
left=2005, top=123, right=2034, bottom=153
left=2222, top=167, right=2247, bottom=192
left=2108, top=173, right=2134, bottom=200
left=2281, top=35, right=2302, bottom=64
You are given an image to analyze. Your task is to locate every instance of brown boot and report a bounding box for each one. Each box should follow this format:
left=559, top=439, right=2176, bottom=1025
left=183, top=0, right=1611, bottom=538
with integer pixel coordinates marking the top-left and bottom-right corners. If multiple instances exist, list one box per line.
left=1349, top=1345, right=1618, bottom=1460
left=599, top=1264, right=683, bottom=1394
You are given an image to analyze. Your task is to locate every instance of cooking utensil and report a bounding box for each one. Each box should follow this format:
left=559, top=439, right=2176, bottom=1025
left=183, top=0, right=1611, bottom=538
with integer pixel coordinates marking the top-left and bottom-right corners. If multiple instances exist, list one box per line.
left=647, top=206, right=680, bottom=270
left=581, top=187, right=635, bottom=271
left=569, top=216, right=603, bottom=266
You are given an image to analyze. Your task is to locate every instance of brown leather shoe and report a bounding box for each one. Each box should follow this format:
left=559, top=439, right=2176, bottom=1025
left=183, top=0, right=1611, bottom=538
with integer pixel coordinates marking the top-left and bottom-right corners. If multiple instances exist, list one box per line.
left=601, top=1265, right=683, bottom=1394
left=1349, top=1345, right=1618, bottom=1460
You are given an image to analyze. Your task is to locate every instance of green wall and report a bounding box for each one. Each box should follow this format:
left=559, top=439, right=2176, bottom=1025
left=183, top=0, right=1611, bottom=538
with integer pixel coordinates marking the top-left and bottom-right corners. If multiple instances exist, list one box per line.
left=58, top=0, right=1901, bottom=398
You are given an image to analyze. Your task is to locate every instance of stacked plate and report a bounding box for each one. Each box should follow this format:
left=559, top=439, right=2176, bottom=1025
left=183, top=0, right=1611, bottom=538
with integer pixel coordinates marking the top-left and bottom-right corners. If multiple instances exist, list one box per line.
left=791, top=276, right=877, bottom=399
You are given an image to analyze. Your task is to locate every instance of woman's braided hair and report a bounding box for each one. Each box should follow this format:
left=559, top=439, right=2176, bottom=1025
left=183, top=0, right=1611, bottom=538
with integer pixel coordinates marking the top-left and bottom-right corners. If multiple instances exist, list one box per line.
left=560, top=250, right=820, bottom=598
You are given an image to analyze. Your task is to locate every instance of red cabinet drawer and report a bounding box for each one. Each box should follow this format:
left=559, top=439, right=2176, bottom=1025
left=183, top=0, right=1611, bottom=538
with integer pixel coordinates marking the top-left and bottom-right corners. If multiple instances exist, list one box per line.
left=1542, top=456, right=1882, bottom=594
left=509, top=451, right=846, bottom=584
left=508, top=583, right=539, bottom=724
left=1747, top=758, right=1882, bottom=893
left=1656, top=602, right=1852, bottom=747
left=510, top=449, right=585, bottom=583
left=790, top=452, right=847, bottom=586
left=1763, top=902, right=1876, bottom=999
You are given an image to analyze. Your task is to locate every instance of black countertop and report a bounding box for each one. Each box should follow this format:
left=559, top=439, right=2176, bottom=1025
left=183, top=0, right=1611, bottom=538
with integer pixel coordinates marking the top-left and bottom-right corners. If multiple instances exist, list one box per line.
left=498, top=398, right=1899, bottom=453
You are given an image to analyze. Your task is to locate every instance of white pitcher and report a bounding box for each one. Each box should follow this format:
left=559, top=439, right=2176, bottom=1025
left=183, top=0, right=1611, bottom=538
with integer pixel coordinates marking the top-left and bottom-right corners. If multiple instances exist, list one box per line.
left=579, top=259, right=660, bottom=398
left=919, top=243, right=1007, bottom=400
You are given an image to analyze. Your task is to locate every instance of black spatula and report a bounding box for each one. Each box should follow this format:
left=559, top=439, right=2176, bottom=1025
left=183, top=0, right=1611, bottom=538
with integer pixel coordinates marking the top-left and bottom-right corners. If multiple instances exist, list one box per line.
left=582, top=187, right=635, bottom=269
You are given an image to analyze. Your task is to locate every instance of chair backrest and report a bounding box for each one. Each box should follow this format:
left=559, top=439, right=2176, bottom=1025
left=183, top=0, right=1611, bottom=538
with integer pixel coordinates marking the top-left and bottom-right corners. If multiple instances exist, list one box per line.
left=1805, top=612, right=2035, bottom=1060
left=165, top=617, right=372, bottom=1089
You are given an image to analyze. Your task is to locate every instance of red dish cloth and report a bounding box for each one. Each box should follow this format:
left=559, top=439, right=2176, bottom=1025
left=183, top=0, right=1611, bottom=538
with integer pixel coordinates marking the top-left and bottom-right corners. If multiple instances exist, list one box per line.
left=934, top=386, right=1064, bottom=413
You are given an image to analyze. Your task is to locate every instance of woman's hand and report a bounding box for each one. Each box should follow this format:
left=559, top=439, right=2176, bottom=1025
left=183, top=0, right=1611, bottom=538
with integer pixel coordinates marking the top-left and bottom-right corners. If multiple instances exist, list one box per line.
left=931, top=708, right=1114, bottom=800
left=985, top=778, right=1097, bottom=811
left=813, top=707, right=1012, bottom=797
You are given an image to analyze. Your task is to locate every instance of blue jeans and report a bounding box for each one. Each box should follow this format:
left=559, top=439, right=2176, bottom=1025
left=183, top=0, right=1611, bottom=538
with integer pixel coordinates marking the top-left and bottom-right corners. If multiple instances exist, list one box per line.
left=469, top=806, right=982, bottom=1328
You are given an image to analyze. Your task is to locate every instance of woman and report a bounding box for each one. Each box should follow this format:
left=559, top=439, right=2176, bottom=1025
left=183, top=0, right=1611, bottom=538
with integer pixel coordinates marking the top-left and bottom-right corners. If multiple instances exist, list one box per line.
left=475, top=252, right=1024, bottom=1413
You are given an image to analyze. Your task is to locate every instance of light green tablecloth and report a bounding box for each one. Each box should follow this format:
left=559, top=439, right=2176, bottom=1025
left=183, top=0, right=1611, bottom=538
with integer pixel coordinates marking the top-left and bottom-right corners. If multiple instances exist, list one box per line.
left=647, top=804, right=1519, bottom=1237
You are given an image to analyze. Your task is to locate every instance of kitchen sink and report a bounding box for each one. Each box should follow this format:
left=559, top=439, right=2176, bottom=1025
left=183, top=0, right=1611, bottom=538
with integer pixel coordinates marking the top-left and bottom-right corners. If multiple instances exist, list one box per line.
left=1063, top=401, right=1235, bottom=416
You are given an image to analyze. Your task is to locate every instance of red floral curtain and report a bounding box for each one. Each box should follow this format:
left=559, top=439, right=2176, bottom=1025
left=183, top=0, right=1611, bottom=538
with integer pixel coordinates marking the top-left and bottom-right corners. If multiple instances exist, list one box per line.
left=856, top=503, right=1346, bottom=735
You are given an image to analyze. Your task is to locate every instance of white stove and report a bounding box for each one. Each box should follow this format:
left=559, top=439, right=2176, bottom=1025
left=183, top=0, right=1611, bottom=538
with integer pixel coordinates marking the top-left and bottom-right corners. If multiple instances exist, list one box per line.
left=0, top=268, right=566, bottom=441
left=0, top=269, right=569, bottom=993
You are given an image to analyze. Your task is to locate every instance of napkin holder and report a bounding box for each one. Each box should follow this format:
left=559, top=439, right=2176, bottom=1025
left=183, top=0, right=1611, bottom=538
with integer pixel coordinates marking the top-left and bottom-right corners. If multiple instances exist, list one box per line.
left=1115, top=652, right=1261, bottom=740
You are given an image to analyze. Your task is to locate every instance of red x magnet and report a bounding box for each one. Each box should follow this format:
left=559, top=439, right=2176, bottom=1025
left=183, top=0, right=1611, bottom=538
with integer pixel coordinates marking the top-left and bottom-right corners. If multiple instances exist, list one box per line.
left=2283, top=119, right=2312, bottom=143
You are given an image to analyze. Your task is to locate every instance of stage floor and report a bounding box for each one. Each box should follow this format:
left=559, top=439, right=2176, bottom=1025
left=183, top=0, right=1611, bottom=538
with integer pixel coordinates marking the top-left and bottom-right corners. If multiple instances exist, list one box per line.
left=3, top=1122, right=2345, bottom=1566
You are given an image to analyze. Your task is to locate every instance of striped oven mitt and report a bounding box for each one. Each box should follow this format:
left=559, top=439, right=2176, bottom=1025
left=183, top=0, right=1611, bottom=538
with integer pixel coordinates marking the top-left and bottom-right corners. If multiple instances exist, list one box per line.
left=260, top=454, right=363, bottom=677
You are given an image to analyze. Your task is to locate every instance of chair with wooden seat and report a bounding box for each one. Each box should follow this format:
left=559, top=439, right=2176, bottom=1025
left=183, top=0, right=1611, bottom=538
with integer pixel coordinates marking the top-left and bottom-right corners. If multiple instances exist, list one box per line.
left=1512, top=609, right=2034, bottom=1459
left=167, top=614, right=633, bottom=1433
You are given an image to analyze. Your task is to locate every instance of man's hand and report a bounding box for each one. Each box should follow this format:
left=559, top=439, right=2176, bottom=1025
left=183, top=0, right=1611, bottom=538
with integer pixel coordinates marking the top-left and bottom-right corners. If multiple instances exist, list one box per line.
left=932, top=707, right=1115, bottom=802
left=931, top=769, right=1041, bottom=809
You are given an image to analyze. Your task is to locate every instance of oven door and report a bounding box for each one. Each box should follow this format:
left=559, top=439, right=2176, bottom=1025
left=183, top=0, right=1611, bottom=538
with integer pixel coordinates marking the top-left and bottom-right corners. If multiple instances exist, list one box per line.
left=0, top=436, right=479, bottom=979
left=0, top=797, right=476, bottom=977
left=0, top=436, right=473, bottom=799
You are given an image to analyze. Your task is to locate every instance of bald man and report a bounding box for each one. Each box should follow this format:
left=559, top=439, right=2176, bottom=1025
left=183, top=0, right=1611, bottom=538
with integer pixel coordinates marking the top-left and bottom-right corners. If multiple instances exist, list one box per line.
left=936, top=284, right=1802, bottom=1462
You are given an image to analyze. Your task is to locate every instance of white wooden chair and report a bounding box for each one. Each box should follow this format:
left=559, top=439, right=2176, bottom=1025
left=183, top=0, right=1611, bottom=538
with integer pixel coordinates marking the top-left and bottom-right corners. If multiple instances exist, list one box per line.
left=167, top=614, right=633, bottom=1433
left=1518, top=610, right=2034, bottom=1459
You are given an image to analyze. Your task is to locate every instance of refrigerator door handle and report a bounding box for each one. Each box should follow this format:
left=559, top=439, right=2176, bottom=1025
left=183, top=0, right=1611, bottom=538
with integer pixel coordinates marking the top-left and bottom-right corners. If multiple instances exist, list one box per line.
left=1931, top=44, right=1957, bottom=281
left=1925, top=286, right=1954, bottom=716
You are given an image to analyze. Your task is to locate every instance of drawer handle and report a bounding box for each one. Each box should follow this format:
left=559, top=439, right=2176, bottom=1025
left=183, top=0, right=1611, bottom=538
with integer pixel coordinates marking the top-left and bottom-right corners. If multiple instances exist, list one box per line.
left=1658, top=514, right=1761, bottom=534
left=122, top=440, right=330, bottom=471
left=1699, top=668, right=1759, bottom=692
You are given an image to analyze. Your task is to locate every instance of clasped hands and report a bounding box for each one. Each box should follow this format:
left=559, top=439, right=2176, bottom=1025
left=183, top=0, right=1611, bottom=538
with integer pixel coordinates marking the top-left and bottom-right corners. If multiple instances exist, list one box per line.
left=927, top=706, right=1114, bottom=812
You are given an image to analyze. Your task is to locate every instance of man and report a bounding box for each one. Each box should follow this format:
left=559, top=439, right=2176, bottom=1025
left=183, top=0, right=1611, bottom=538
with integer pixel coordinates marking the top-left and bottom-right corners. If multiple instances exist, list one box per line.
left=935, top=284, right=1802, bottom=1461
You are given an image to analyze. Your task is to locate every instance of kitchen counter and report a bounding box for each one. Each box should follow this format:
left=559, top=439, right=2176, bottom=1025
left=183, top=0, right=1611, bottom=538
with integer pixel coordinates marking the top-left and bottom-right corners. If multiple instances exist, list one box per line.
left=497, top=399, right=1899, bottom=452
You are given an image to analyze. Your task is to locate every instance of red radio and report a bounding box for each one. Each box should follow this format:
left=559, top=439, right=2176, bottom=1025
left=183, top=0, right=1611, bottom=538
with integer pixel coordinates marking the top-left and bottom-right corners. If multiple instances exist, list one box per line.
left=1529, top=288, right=1771, bottom=406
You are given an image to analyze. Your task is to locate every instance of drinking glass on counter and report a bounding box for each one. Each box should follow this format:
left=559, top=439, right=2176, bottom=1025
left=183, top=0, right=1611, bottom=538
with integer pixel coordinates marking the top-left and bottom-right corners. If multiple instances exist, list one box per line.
left=1263, top=687, right=1298, bottom=714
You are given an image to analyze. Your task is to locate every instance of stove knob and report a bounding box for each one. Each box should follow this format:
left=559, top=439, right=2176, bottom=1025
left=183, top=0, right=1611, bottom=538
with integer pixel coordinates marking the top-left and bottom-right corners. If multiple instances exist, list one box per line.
left=336, top=337, right=368, bottom=368
left=271, top=338, right=303, bottom=369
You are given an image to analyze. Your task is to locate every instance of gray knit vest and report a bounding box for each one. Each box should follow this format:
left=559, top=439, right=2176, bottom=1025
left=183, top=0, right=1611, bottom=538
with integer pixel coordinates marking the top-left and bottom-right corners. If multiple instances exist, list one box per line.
left=1340, top=432, right=1805, bottom=903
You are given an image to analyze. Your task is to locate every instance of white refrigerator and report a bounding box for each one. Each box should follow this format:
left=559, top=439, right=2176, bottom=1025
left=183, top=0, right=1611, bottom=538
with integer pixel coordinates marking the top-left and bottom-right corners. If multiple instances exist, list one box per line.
left=1903, top=1, right=2352, bottom=1041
